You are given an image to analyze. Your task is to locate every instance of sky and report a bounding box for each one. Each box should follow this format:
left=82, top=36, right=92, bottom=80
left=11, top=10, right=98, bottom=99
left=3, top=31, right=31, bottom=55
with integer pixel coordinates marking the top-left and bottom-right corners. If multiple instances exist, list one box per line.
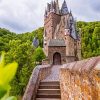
left=0, top=0, right=100, bottom=33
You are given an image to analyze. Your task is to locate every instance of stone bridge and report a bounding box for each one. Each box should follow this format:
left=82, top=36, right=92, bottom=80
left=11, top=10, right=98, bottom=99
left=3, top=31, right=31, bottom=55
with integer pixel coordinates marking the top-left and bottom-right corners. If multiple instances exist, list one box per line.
left=23, top=56, right=100, bottom=100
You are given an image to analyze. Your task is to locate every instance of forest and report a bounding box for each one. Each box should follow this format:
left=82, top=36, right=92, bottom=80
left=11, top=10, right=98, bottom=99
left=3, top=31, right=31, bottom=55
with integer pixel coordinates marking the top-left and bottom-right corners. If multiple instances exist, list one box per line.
left=77, top=21, right=100, bottom=58
left=0, top=21, right=100, bottom=98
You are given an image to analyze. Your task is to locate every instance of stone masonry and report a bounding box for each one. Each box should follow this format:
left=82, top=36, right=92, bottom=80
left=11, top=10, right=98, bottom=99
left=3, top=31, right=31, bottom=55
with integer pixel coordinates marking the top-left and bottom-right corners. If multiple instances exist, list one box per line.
left=60, top=56, right=100, bottom=100
left=43, top=0, right=81, bottom=65
left=23, top=56, right=100, bottom=100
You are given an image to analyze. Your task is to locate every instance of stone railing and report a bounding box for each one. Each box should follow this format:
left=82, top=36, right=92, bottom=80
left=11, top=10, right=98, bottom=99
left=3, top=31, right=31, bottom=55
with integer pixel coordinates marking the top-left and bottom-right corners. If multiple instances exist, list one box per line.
left=60, top=56, right=100, bottom=100
left=22, top=64, right=52, bottom=100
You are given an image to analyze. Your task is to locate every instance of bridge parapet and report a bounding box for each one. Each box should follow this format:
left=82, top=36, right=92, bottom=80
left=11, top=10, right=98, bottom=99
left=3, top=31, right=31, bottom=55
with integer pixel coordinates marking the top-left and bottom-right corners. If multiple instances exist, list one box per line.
left=22, top=64, right=52, bottom=100
left=60, top=56, right=100, bottom=100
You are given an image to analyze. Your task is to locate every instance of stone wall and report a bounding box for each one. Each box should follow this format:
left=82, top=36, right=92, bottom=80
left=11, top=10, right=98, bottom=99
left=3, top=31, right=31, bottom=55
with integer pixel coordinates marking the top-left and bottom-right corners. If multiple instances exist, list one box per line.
left=44, top=12, right=61, bottom=55
left=60, top=56, right=100, bottom=100
left=65, top=35, right=76, bottom=57
left=23, top=65, right=52, bottom=100
left=48, top=46, right=66, bottom=64
left=66, top=56, right=77, bottom=63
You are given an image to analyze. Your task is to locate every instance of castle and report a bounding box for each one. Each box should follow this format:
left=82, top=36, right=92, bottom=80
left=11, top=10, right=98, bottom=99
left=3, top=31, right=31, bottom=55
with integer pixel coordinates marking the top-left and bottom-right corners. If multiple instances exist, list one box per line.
left=23, top=1, right=100, bottom=100
left=43, top=0, right=81, bottom=65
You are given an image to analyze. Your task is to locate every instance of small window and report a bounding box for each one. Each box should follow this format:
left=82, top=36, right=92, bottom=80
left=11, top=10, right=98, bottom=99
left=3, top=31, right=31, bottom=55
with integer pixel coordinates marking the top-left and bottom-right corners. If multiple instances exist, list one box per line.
left=44, top=43, right=47, bottom=45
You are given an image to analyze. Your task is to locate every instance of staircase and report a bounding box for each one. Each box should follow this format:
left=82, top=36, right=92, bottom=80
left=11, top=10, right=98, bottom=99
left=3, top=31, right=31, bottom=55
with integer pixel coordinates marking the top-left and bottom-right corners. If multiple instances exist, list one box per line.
left=36, top=81, right=61, bottom=100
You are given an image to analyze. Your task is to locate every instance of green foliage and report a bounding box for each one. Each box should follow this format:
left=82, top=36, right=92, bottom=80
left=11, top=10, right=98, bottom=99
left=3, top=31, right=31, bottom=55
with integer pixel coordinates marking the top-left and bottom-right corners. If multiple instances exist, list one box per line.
left=0, top=29, right=16, bottom=53
left=0, top=53, right=18, bottom=100
left=5, top=40, right=35, bottom=95
left=33, top=47, right=46, bottom=64
left=77, top=21, right=100, bottom=58
left=0, top=27, right=44, bottom=96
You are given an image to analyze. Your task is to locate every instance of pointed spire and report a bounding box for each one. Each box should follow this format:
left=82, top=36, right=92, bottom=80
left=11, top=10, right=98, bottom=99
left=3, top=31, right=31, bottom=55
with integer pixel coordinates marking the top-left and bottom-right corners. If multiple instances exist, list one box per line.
left=44, top=8, right=47, bottom=17
left=55, top=0, right=58, bottom=4
left=50, top=1, right=55, bottom=12
left=53, top=0, right=56, bottom=10
left=55, top=0, right=59, bottom=14
left=47, top=3, right=50, bottom=12
left=69, top=10, right=72, bottom=16
left=61, top=0, right=69, bottom=15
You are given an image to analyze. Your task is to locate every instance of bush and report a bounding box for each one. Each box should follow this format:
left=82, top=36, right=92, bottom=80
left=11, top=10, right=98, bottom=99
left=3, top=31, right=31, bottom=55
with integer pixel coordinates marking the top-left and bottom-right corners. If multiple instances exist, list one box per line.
left=0, top=53, right=18, bottom=100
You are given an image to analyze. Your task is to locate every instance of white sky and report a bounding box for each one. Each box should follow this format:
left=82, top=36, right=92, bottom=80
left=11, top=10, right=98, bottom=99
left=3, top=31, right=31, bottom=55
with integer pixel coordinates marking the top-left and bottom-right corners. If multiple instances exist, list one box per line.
left=0, top=0, right=100, bottom=33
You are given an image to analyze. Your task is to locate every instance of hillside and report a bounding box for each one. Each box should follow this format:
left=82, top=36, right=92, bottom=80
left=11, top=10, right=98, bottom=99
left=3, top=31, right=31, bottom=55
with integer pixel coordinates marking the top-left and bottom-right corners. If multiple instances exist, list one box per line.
left=0, top=27, right=44, bottom=96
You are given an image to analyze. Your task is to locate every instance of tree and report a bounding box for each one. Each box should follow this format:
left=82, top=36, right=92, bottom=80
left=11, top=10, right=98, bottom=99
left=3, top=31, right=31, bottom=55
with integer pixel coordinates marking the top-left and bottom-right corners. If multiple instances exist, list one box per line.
left=5, top=40, right=35, bottom=95
left=33, top=47, right=46, bottom=64
left=0, top=27, right=44, bottom=96
left=77, top=21, right=100, bottom=59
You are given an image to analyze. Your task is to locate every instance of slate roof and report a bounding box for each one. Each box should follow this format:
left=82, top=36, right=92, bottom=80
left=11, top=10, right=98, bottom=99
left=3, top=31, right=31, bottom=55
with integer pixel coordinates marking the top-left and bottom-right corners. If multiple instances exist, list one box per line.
left=49, top=39, right=66, bottom=47
left=61, top=0, right=69, bottom=15
left=32, top=37, right=39, bottom=47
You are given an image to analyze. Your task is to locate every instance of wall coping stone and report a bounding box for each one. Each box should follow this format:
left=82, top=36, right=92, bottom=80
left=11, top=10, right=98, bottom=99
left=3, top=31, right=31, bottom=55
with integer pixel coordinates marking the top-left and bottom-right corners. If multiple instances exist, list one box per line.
left=62, top=56, right=100, bottom=72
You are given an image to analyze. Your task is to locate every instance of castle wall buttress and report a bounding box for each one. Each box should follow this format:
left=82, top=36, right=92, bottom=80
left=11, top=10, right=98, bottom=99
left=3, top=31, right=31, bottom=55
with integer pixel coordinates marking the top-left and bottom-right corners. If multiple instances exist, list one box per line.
left=65, top=36, right=75, bottom=56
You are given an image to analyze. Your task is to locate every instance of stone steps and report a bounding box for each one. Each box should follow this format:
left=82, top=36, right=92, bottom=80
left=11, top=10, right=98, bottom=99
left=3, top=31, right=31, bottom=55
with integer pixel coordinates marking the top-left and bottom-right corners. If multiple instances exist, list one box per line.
left=40, top=81, right=60, bottom=85
left=36, top=94, right=61, bottom=98
left=36, top=81, right=61, bottom=100
left=39, top=85, right=60, bottom=89
left=37, top=89, right=60, bottom=94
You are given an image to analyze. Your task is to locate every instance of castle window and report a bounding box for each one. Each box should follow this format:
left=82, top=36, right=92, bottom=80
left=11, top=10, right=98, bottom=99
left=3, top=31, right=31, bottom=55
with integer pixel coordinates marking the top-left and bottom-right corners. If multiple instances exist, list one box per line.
left=69, top=30, right=70, bottom=33
left=78, top=43, right=79, bottom=45
left=44, top=43, right=47, bottom=45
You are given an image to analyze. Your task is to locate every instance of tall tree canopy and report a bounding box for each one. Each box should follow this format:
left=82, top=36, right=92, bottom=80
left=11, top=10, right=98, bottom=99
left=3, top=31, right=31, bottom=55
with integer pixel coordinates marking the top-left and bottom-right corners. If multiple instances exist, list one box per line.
left=77, top=21, right=100, bottom=58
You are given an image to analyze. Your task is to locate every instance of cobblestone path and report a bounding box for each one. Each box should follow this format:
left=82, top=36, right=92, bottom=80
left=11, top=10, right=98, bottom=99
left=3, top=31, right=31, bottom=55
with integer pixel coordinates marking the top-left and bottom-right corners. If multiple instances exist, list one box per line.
left=42, top=65, right=62, bottom=82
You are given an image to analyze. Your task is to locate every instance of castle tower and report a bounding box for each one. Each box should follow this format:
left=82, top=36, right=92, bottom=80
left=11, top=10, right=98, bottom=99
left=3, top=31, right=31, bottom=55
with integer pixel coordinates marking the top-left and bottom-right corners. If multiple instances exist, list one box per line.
left=44, top=0, right=61, bottom=56
left=55, top=0, right=60, bottom=14
left=43, top=0, right=81, bottom=64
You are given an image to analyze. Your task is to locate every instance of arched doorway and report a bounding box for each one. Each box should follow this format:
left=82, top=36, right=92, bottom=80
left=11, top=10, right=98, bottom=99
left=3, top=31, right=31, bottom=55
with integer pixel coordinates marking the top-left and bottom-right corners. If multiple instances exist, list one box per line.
left=53, top=52, right=61, bottom=65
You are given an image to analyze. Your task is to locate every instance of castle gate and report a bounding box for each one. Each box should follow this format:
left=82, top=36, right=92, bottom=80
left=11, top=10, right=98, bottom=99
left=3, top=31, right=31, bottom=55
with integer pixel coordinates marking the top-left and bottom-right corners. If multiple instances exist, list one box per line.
left=53, top=52, right=61, bottom=65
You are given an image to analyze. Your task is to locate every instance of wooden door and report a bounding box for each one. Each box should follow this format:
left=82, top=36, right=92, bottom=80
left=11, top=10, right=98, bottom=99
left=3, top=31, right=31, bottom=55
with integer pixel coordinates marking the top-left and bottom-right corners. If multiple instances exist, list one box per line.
left=53, top=52, right=61, bottom=65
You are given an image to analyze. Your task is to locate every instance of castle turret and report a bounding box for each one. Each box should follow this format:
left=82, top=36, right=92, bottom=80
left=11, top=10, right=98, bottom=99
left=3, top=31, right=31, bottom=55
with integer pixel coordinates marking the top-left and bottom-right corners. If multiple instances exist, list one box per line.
left=55, top=0, right=60, bottom=14
left=61, top=0, right=69, bottom=15
left=44, top=1, right=61, bottom=56
left=47, top=3, right=50, bottom=13
left=50, top=1, right=55, bottom=13
left=44, top=8, right=47, bottom=18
